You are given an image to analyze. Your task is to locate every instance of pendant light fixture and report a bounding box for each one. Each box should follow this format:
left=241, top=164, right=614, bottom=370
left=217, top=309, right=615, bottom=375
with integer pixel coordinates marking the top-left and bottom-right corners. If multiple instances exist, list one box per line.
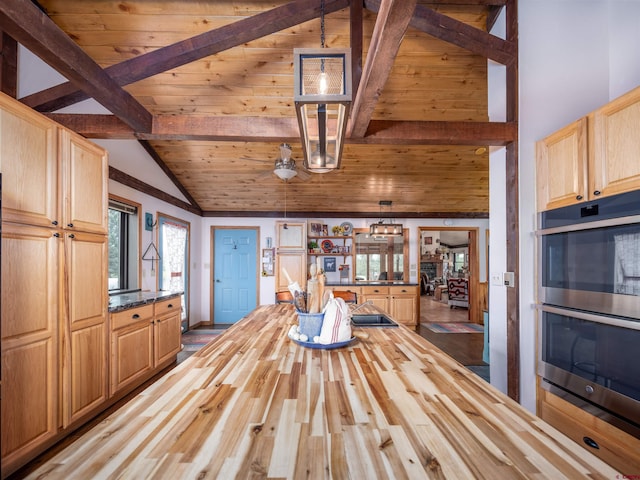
left=370, top=201, right=404, bottom=237
left=273, top=143, right=297, bottom=181
left=294, top=0, right=351, bottom=173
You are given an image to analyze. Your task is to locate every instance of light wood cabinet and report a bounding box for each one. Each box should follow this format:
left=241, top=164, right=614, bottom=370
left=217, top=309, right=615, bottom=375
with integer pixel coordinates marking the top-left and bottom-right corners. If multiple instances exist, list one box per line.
left=536, top=86, right=640, bottom=212
left=589, top=86, right=640, bottom=198
left=110, top=298, right=181, bottom=396
left=360, top=285, right=419, bottom=326
left=153, top=298, right=182, bottom=366
left=537, top=383, right=640, bottom=473
left=275, top=222, right=307, bottom=293
left=0, top=223, right=59, bottom=469
left=389, top=285, right=419, bottom=326
left=110, top=305, right=154, bottom=394
left=60, top=128, right=109, bottom=234
left=0, top=93, right=109, bottom=476
left=361, top=286, right=390, bottom=315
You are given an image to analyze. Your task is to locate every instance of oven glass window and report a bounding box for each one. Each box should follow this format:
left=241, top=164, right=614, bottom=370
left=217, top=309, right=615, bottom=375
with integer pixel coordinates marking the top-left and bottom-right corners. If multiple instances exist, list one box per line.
left=542, top=312, right=640, bottom=402
left=542, top=223, right=640, bottom=294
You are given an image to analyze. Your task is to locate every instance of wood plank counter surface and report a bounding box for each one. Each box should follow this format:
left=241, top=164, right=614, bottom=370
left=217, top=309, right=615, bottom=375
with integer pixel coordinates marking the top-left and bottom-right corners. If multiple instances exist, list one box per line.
left=25, top=304, right=619, bottom=479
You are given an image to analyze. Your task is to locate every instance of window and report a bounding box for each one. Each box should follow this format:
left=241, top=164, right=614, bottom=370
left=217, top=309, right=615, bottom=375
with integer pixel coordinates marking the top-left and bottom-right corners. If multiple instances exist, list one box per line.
left=158, top=214, right=190, bottom=330
left=108, top=197, right=139, bottom=292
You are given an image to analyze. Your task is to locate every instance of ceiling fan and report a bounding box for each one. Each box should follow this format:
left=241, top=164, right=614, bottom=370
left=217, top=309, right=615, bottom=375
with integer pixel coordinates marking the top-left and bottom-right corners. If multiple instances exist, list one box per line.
left=264, top=143, right=311, bottom=182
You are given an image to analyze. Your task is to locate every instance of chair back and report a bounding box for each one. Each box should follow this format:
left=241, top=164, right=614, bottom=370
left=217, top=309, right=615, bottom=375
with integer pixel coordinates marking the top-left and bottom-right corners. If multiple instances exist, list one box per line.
left=331, top=290, right=358, bottom=304
left=275, top=291, right=294, bottom=304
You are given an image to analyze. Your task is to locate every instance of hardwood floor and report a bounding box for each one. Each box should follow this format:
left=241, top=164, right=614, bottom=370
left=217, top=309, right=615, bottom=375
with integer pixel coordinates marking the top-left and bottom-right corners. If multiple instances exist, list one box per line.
left=415, top=294, right=486, bottom=368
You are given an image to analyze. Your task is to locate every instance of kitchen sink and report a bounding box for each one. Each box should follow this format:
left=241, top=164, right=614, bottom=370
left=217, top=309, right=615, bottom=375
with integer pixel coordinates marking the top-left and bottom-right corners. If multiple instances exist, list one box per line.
left=351, top=314, right=398, bottom=327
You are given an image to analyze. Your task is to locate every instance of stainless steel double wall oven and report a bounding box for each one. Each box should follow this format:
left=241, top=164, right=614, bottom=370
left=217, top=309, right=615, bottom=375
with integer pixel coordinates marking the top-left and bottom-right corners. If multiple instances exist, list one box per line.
left=537, top=189, right=640, bottom=439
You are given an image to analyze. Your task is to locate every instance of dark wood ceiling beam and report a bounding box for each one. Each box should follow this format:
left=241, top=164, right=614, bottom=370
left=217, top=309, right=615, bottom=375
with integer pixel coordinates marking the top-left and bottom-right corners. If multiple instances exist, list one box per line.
left=47, top=113, right=515, bottom=146
left=109, top=167, right=201, bottom=216
left=365, top=0, right=515, bottom=65
left=202, top=210, right=489, bottom=219
left=350, top=0, right=364, bottom=99
left=20, top=0, right=350, bottom=113
left=0, top=0, right=152, bottom=132
left=0, top=31, right=17, bottom=97
left=349, top=0, right=418, bottom=138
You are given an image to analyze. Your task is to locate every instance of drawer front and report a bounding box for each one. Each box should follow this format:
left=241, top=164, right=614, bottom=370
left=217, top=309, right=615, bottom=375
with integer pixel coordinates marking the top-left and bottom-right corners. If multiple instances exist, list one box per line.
left=155, top=297, right=181, bottom=316
left=111, top=304, right=154, bottom=330
left=361, top=286, right=389, bottom=295
left=389, top=285, right=418, bottom=296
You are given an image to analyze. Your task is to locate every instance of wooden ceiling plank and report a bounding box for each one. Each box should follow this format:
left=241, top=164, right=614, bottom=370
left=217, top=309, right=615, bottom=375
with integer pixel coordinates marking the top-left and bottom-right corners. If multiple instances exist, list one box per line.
left=21, top=0, right=350, bottom=113
left=349, top=0, right=419, bottom=138
left=365, top=0, right=514, bottom=65
left=0, top=0, right=152, bottom=132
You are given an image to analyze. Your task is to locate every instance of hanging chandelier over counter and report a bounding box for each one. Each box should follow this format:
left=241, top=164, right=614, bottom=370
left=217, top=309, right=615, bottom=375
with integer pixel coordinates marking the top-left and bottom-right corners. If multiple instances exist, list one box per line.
left=370, top=200, right=404, bottom=237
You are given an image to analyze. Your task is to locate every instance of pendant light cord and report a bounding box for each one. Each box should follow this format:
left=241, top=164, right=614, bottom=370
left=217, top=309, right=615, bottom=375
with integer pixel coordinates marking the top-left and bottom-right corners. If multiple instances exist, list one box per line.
left=320, top=0, right=325, bottom=48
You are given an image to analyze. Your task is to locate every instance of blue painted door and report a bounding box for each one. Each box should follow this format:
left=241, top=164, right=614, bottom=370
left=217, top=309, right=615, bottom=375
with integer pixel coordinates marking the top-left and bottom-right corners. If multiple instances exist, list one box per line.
left=213, top=228, right=257, bottom=324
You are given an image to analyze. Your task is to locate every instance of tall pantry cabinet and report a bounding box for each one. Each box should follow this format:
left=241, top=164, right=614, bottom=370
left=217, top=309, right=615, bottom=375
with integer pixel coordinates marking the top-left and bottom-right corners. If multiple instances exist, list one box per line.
left=0, top=92, right=108, bottom=473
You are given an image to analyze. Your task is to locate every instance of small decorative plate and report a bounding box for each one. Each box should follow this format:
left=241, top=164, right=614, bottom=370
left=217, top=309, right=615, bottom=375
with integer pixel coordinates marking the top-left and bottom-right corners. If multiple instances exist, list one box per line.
left=340, top=222, right=353, bottom=235
left=291, top=337, right=356, bottom=349
left=321, top=239, right=334, bottom=253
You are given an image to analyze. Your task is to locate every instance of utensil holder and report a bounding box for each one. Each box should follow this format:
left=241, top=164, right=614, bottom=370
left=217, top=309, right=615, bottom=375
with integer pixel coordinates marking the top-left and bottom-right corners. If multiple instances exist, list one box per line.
left=297, top=312, right=324, bottom=339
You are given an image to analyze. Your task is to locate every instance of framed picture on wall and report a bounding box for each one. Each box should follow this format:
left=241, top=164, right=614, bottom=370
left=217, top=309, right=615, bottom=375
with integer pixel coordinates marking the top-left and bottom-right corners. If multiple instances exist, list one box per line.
left=324, top=257, right=336, bottom=272
left=425, top=236, right=433, bottom=245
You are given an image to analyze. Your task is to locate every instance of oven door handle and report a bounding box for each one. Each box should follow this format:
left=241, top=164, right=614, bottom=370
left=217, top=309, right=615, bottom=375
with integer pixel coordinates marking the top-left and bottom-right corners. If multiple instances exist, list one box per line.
left=536, top=214, right=640, bottom=236
left=537, top=304, right=640, bottom=331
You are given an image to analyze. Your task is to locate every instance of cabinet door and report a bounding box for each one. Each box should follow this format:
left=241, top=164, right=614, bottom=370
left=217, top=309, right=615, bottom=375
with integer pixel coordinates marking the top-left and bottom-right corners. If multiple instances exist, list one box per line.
left=154, top=311, right=182, bottom=366
left=0, top=94, right=58, bottom=227
left=60, top=129, right=109, bottom=234
left=590, top=86, right=640, bottom=198
left=390, top=294, right=418, bottom=326
left=276, top=222, right=306, bottom=249
left=111, top=320, right=154, bottom=394
left=1, top=223, right=59, bottom=468
left=276, top=251, right=307, bottom=292
left=536, top=117, right=588, bottom=211
left=62, top=231, right=108, bottom=426
left=361, top=287, right=390, bottom=314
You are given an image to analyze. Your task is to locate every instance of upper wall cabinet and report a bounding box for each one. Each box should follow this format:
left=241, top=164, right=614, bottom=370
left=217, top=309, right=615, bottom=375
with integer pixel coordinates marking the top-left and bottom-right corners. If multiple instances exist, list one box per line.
left=589, top=86, right=640, bottom=199
left=536, top=86, right=640, bottom=212
left=0, top=93, right=108, bottom=234
left=0, top=92, right=58, bottom=227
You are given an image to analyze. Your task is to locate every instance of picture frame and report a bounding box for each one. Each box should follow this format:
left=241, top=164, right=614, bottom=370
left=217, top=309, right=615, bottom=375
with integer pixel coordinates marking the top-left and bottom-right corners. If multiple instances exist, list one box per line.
left=425, top=236, right=433, bottom=245
left=309, top=221, right=323, bottom=236
left=324, top=257, right=336, bottom=272
left=322, top=224, right=329, bottom=236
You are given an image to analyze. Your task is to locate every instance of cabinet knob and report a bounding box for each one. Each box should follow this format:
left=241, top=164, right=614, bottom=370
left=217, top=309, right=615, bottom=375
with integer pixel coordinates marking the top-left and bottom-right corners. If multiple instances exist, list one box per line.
left=68, top=234, right=75, bottom=239
left=583, top=437, right=599, bottom=449
left=132, top=314, right=140, bottom=319
left=67, top=223, right=74, bottom=228
left=52, top=220, right=59, bottom=226
left=53, top=232, right=60, bottom=238
left=575, top=195, right=583, bottom=200
left=593, top=190, right=601, bottom=196
left=167, top=304, right=173, bottom=308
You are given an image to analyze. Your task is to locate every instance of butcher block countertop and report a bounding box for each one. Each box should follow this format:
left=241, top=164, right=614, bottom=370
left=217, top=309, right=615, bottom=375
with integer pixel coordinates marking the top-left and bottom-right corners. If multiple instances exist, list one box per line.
left=26, top=304, right=618, bottom=479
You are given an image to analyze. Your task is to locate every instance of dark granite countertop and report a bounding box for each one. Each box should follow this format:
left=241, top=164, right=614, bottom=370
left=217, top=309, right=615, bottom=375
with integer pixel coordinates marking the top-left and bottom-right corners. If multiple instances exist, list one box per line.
left=325, top=281, right=418, bottom=287
left=108, top=290, right=182, bottom=313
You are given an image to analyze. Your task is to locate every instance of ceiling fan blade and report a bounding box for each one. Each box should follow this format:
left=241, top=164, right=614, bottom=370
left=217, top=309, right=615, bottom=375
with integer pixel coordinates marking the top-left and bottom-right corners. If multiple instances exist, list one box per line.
left=297, top=169, right=311, bottom=181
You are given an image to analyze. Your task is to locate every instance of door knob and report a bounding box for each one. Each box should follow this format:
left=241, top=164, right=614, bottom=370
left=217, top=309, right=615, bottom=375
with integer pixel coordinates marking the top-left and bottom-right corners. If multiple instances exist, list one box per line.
left=216, top=279, right=221, bottom=283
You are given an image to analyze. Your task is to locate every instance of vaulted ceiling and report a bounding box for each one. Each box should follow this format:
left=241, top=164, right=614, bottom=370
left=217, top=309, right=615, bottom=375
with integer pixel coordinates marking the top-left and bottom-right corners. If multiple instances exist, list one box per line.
left=0, top=0, right=517, bottom=218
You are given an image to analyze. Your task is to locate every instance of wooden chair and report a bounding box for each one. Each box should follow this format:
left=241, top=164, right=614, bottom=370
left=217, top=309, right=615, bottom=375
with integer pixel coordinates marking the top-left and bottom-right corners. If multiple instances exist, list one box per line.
left=275, top=291, right=294, bottom=304
left=331, top=290, right=358, bottom=304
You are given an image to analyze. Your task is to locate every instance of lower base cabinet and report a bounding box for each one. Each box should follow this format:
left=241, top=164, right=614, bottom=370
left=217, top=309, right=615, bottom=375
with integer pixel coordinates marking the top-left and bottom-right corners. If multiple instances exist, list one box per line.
left=111, top=298, right=182, bottom=396
left=537, top=382, right=640, bottom=473
left=360, top=285, right=419, bottom=326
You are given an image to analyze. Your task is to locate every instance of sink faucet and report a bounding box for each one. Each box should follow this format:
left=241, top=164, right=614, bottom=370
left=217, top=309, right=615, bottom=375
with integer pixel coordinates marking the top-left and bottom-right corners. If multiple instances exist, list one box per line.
left=351, top=300, right=373, bottom=313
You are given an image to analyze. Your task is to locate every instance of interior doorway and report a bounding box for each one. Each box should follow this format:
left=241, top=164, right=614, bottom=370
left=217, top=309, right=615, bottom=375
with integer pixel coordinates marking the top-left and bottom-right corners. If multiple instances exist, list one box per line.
left=417, top=227, right=484, bottom=324
left=210, top=226, right=260, bottom=327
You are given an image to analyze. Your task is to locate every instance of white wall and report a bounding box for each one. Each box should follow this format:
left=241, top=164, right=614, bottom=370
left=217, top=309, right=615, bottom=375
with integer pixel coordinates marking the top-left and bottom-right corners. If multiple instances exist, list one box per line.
left=515, top=0, right=640, bottom=412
